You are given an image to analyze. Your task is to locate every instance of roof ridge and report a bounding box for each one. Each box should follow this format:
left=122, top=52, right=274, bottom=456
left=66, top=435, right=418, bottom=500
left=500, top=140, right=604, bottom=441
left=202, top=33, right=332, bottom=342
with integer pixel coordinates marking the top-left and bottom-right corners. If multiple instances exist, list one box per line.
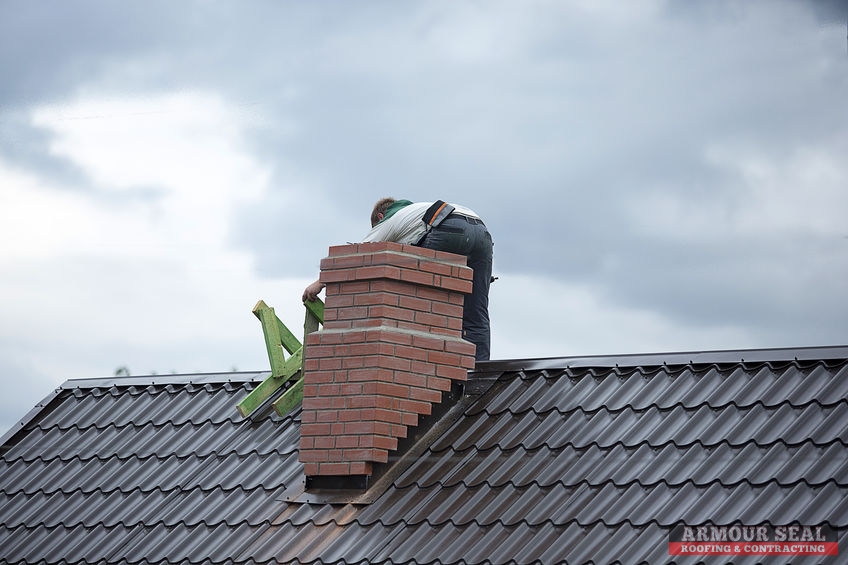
left=484, top=344, right=848, bottom=372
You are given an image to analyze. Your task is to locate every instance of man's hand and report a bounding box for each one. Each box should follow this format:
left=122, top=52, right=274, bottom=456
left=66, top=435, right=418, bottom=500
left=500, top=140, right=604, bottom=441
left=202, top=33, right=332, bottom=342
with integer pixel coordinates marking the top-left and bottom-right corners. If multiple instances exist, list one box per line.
left=302, top=280, right=325, bottom=302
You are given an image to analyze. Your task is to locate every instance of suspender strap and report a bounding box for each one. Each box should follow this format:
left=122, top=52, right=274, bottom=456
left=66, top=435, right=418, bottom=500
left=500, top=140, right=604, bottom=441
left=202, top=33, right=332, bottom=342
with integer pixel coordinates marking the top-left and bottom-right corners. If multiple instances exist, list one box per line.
left=422, top=200, right=455, bottom=227
left=416, top=200, right=456, bottom=246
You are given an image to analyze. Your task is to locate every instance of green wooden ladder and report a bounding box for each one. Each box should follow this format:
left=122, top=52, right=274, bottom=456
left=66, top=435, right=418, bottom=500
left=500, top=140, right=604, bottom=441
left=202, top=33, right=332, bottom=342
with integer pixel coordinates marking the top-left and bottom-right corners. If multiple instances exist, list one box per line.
left=236, top=298, right=324, bottom=417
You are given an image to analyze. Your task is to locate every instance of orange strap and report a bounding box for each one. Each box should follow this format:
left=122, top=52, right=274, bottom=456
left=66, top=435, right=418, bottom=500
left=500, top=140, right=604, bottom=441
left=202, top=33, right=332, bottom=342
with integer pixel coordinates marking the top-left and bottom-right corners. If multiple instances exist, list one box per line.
left=427, top=202, right=449, bottom=225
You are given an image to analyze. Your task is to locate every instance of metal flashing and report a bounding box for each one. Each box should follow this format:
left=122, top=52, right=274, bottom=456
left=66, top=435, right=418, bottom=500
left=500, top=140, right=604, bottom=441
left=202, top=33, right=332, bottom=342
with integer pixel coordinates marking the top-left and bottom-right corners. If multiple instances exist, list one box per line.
left=61, top=370, right=269, bottom=390
left=480, top=344, right=848, bottom=372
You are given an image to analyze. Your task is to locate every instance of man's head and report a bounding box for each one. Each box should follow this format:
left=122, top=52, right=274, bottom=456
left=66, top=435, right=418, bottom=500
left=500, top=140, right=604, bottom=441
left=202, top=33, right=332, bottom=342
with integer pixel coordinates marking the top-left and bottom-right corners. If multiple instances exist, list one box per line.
left=371, top=197, right=395, bottom=227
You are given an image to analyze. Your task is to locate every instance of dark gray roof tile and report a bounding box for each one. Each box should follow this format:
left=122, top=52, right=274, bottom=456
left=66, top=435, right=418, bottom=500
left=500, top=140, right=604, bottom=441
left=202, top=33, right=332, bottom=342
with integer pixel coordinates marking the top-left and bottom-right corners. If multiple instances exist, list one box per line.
left=489, top=360, right=848, bottom=415
left=2, top=347, right=846, bottom=565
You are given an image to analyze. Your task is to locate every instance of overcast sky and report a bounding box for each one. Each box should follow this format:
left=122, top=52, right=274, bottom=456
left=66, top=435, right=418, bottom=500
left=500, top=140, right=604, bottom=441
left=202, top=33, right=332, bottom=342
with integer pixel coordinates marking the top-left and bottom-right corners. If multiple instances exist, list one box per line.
left=1, top=0, right=847, bottom=437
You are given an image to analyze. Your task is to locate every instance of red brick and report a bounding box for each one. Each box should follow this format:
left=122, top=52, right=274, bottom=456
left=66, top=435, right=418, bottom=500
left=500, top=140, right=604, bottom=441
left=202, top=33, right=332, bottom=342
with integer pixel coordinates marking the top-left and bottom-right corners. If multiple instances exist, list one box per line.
left=428, top=351, right=462, bottom=366
left=398, top=295, right=433, bottom=312
left=354, top=292, right=398, bottom=307
left=399, top=268, right=435, bottom=287
left=415, top=311, right=448, bottom=328
left=393, top=371, right=428, bottom=388
left=393, top=398, right=432, bottom=415
left=371, top=251, right=420, bottom=269
left=315, top=436, right=336, bottom=449
left=372, top=395, right=393, bottom=409
left=302, top=396, right=336, bottom=410
left=337, top=306, right=369, bottom=320
left=325, top=293, right=354, bottom=308
left=428, top=376, right=453, bottom=391
left=328, top=244, right=358, bottom=256
left=349, top=367, right=394, bottom=383
left=299, top=449, right=329, bottom=462
left=356, top=265, right=402, bottom=281
left=310, top=330, right=344, bottom=345
left=357, top=241, right=398, bottom=254
left=394, top=345, right=428, bottom=362
left=300, top=411, right=316, bottom=424
left=416, top=286, right=452, bottom=303
left=349, top=461, right=373, bottom=475
left=353, top=420, right=391, bottom=436
left=410, top=360, right=436, bottom=375
left=316, top=410, right=340, bottom=423
left=340, top=383, right=363, bottom=396
left=408, top=386, right=442, bottom=404
left=369, top=278, right=417, bottom=296
left=343, top=448, right=388, bottom=463
left=301, top=423, right=332, bottom=436
left=431, top=301, right=463, bottom=318
left=435, top=364, right=469, bottom=382
left=319, top=269, right=354, bottom=284
left=316, top=384, right=341, bottom=397
left=375, top=382, right=410, bottom=399
left=366, top=328, right=414, bottom=346
left=334, top=435, right=359, bottom=449
left=317, top=462, right=350, bottom=475
left=419, top=261, right=453, bottom=276
left=372, top=408, right=403, bottom=425
left=350, top=318, right=386, bottom=329
left=337, top=280, right=372, bottom=294
left=338, top=410, right=363, bottom=422
left=372, top=435, right=398, bottom=451
left=323, top=320, right=352, bottom=331
left=448, top=293, right=465, bottom=306
left=411, top=334, right=446, bottom=351
left=321, top=254, right=367, bottom=270
left=342, top=356, right=365, bottom=370
left=303, top=463, right=319, bottom=476
left=349, top=342, right=394, bottom=357
left=444, top=338, right=475, bottom=358
left=369, top=304, right=416, bottom=322
left=346, top=395, right=377, bottom=409
left=404, top=244, right=436, bottom=258
left=342, top=331, right=368, bottom=344
left=304, top=344, right=336, bottom=359
left=446, top=318, right=463, bottom=331
left=430, top=326, right=461, bottom=338
left=436, top=276, right=473, bottom=293
left=395, top=321, right=431, bottom=334
left=372, top=355, right=411, bottom=372
left=318, top=357, right=342, bottom=371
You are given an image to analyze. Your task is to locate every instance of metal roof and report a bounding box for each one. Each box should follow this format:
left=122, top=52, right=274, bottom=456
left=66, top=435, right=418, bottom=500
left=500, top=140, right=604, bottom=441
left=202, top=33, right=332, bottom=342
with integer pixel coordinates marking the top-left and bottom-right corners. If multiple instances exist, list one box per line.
left=1, top=346, right=847, bottom=564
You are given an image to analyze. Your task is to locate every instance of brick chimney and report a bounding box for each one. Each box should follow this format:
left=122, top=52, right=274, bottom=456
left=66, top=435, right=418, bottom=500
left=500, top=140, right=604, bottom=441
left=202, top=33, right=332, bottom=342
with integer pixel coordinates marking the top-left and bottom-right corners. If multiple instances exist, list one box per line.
left=298, top=242, right=476, bottom=484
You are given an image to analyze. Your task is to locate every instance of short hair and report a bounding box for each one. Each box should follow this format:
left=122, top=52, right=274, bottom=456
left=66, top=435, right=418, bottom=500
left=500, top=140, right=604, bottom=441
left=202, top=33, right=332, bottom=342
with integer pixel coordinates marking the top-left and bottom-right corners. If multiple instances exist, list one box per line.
left=371, top=197, right=395, bottom=227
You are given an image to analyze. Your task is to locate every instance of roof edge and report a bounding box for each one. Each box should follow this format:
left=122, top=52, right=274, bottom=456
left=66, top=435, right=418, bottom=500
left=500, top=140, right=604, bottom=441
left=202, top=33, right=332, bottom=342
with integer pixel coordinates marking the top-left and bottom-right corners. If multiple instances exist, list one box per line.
left=59, top=370, right=271, bottom=390
left=477, top=344, right=848, bottom=372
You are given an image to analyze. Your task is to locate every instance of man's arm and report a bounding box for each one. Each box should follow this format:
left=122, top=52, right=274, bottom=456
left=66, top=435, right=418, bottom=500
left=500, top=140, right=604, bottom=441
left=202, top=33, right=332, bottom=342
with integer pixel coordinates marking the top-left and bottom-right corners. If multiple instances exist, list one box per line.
left=302, top=279, right=325, bottom=302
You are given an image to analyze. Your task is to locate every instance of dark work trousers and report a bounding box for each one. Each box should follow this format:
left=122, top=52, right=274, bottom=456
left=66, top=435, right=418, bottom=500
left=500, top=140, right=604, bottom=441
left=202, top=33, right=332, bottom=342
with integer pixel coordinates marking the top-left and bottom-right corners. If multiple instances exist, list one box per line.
left=418, top=214, right=493, bottom=362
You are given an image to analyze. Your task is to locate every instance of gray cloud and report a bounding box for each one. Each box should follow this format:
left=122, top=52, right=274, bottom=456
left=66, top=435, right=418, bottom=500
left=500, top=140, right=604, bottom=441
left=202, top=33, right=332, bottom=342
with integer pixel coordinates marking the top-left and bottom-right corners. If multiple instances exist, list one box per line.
left=1, top=0, right=846, bottom=353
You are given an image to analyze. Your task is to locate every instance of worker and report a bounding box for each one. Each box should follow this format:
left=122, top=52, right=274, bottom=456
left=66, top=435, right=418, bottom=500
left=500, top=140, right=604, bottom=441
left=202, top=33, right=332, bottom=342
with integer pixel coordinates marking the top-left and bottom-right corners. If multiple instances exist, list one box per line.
left=302, top=197, right=493, bottom=362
